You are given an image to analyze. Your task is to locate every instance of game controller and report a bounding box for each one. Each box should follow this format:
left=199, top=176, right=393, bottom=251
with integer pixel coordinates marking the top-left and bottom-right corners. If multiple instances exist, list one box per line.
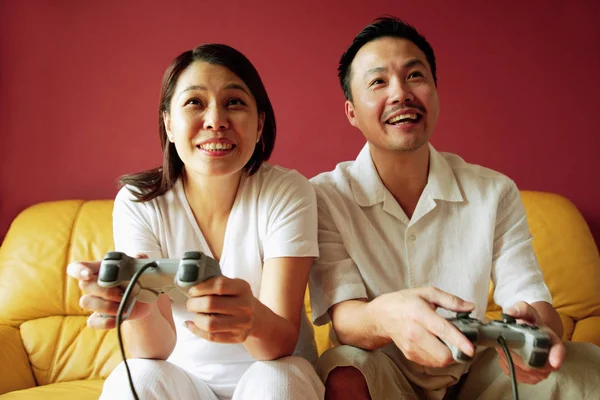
left=442, top=312, right=551, bottom=368
left=98, top=251, right=222, bottom=307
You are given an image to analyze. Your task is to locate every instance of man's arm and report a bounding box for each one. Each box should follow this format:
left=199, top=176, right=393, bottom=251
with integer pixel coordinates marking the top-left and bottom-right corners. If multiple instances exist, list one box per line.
left=330, top=288, right=477, bottom=368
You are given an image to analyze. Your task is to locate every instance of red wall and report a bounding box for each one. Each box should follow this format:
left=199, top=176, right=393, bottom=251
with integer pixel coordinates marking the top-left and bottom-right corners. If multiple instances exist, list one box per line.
left=1, top=0, right=599, bottom=246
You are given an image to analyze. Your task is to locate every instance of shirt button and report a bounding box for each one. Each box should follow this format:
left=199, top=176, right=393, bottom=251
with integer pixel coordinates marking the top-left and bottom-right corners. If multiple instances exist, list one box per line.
left=408, top=234, right=416, bottom=241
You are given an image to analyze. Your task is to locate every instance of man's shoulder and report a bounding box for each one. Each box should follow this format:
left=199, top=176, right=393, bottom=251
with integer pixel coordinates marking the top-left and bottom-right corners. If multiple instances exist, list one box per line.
left=440, top=151, right=516, bottom=189
left=309, top=160, right=355, bottom=193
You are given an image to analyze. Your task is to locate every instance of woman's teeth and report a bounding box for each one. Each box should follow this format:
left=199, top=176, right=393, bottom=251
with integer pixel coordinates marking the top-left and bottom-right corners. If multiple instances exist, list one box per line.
left=199, top=142, right=233, bottom=151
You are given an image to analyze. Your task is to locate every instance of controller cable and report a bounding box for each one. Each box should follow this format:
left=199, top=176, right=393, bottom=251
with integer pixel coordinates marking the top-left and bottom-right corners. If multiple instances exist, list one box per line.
left=497, top=336, right=519, bottom=400
left=116, top=261, right=157, bottom=400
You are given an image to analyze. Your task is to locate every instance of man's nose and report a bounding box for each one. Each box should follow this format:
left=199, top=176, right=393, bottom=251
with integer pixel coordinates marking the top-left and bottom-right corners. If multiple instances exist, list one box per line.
left=388, top=79, right=415, bottom=105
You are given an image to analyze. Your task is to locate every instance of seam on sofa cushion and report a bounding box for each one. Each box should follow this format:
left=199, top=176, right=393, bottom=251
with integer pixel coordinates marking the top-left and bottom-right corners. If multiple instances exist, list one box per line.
left=64, top=201, right=85, bottom=313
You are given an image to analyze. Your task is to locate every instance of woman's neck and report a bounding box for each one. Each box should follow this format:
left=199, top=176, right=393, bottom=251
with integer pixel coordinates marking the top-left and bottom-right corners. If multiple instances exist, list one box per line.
left=182, top=169, right=243, bottom=218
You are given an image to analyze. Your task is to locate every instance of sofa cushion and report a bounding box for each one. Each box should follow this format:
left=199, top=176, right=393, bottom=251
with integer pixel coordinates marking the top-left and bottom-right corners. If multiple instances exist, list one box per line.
left=0, top=379, right=103, bottom=400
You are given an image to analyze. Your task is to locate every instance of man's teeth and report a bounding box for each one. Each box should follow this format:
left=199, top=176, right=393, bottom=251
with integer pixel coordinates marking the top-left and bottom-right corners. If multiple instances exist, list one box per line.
left=199, top=142, right=233, bottom=151
left=388, top=113, right=418, bottom=124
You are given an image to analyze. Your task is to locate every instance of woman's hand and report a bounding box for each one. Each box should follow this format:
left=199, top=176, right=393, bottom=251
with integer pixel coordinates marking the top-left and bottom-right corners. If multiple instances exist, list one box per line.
left=185, top=275, right=257, bottom=343
left=67, top=254, right=154, bottom=329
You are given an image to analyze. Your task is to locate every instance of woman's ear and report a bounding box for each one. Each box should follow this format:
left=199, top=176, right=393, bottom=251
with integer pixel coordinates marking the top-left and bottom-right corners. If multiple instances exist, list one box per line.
left=163, top=112, right=174, bottom=142
left=256, top=112, right=265, bottom=143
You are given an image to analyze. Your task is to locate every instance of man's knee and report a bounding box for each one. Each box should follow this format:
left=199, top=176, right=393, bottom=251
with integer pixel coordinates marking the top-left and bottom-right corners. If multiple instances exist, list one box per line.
left=325, top=366, right=370, bottom=400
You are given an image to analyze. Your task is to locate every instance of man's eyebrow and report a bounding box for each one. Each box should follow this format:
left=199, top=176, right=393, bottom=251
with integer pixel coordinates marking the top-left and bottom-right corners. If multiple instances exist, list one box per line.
left=404, top=59, right=427, bottom=70
left=364, top=67, right=387, bottom=79
left=180, top=83, right=251, bottom=96
left=363, top=59, right=427, bottom=79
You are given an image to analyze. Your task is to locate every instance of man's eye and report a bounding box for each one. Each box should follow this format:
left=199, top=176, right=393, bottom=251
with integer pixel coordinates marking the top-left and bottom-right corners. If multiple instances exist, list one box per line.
left=408, top=71, right=424, bottom=80
left=369, top=78, right=385, bottom=87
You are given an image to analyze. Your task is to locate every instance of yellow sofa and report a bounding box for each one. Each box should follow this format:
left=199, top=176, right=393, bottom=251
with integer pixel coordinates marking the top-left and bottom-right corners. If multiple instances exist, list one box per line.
left=1, top=191, right=599, bottom=399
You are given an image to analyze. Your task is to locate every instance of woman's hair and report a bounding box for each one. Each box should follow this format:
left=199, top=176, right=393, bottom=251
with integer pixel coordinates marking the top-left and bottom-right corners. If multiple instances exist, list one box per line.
left=119, top=44, right=276, bottom=201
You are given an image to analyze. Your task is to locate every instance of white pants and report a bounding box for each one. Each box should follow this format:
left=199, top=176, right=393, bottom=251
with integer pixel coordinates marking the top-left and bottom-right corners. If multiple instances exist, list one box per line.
left=100, top=356, right=325, bottom=400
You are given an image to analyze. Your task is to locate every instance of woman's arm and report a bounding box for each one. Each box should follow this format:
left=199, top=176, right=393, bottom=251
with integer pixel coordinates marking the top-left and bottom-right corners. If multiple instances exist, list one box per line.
left=243, top=256, right=313, bottom=360
left=112, top=188, right=177, bottom=359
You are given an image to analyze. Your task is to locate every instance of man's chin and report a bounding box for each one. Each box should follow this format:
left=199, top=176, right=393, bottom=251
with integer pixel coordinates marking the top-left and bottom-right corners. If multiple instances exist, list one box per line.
left=388, top=138, right=428, bottom=153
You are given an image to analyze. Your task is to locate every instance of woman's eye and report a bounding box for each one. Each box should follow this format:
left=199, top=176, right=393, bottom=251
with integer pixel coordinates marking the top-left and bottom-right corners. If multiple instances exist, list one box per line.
left=185, top=98, right=202, bottom=106
left=227, top=98, right=246, bottom=106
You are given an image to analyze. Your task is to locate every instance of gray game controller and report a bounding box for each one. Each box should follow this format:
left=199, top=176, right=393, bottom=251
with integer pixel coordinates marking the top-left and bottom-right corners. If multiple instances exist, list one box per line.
left=442, top=312, right=551, bottom=368
left=98, top=251, right=221, bottom=309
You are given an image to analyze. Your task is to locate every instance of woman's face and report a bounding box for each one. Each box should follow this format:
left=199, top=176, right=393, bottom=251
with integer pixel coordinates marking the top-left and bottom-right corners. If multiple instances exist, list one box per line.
left=164, top=61, right=264, bottom=179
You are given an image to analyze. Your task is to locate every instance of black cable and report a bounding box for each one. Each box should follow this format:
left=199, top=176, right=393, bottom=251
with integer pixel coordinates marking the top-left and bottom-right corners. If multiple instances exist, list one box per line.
left=116, top=261, right=158, bottom=400
left=497, top=336, right=519, bottom=400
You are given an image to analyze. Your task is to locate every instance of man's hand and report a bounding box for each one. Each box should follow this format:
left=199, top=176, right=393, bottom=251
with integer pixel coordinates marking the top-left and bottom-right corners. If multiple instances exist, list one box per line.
left=370, top=287, right=476, bottom=368
left=497, top=301, right=566, bottom=384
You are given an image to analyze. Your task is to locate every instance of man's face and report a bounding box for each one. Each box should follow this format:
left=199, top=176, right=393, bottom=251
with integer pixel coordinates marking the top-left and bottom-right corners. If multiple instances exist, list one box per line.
left=346, top=37, right=440, bottom=153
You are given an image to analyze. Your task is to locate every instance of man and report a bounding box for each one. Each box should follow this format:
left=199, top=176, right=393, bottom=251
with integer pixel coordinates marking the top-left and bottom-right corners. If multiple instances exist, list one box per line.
left=309, top=16, right=600, bottom=399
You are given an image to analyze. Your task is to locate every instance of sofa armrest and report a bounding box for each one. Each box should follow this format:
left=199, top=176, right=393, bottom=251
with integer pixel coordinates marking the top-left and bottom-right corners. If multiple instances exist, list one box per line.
left=571, top=316, right=600, bottom=347
left=0, top=324, right=36, bottom=394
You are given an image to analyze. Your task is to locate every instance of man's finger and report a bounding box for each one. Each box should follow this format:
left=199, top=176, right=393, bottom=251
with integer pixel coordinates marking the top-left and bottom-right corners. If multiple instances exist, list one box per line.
left=419, top=287, right=475, bottom=313
left=503, top=301, right=541, bottom=325
left=548, top=337, right=567, bottom=369
left=425, top=311, right=475, bottom=358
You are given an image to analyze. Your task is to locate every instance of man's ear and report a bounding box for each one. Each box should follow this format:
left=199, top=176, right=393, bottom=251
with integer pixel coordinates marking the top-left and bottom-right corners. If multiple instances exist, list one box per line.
left=163, top=112, right=174, bottom=142
left=345, top=100, right=359, bottom=128
left=256, top=112, right=265, bottom=143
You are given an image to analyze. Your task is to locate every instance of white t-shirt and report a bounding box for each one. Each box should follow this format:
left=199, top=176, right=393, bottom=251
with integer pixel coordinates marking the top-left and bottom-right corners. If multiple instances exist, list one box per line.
left=113, top=163, right=319, bottom=395
left=309, top=143, right=551, bottom=385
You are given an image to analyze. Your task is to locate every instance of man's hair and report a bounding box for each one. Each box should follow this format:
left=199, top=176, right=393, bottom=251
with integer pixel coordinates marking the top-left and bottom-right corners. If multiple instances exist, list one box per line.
left=338, top=16, right=437, bottom=101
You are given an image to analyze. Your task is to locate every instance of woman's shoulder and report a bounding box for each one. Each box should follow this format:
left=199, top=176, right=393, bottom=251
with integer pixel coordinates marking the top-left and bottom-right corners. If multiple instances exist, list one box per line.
left=114, top=178, right=182, bottom=208
left=252, top=163, right=313, bottom=194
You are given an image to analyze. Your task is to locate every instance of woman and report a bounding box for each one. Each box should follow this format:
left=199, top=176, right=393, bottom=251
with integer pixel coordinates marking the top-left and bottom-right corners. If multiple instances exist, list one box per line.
left=68, top=44, right=324, bottom=400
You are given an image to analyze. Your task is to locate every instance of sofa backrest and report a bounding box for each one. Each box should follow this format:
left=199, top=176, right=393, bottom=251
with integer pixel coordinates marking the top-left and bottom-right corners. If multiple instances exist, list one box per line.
left=0, top=200, right=120, bottom=385
left=1, top=191, right=599, bottom=385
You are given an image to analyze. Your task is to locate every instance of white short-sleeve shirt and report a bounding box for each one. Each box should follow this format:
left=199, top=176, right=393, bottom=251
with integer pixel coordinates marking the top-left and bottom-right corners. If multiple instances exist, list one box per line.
left=309, top=143, right=551, bottom=370
left=113, top=163, right=318, bottom=395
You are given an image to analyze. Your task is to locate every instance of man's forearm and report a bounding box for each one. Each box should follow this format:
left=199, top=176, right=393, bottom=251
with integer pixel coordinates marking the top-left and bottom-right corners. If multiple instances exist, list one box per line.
left=329, top=299, right=392, bottom=350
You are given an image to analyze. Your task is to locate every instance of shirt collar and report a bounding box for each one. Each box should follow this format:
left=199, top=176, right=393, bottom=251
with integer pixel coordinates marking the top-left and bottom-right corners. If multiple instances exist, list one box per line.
left=349, top=142, right=463, bottom=207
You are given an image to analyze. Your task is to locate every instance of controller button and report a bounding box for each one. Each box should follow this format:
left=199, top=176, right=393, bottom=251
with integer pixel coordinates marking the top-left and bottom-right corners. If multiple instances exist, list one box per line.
left=99, top=264, right=119, bottom=282
left=456, top=352, right=473, bottom=362
left=463, top=331, right=478, bottom=343
left=104, top=251, right=123, bottom=261
left=179, top=263, right=199, bottom=283
left=534, top=336, right=551, bottom=349
left=501, top=313, right=516, bottom=324
left=456, top=312, right=471, bottom=319
left=183, top=251, right=202, bottom=260
left=528, top=351, right=548, bottom=368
